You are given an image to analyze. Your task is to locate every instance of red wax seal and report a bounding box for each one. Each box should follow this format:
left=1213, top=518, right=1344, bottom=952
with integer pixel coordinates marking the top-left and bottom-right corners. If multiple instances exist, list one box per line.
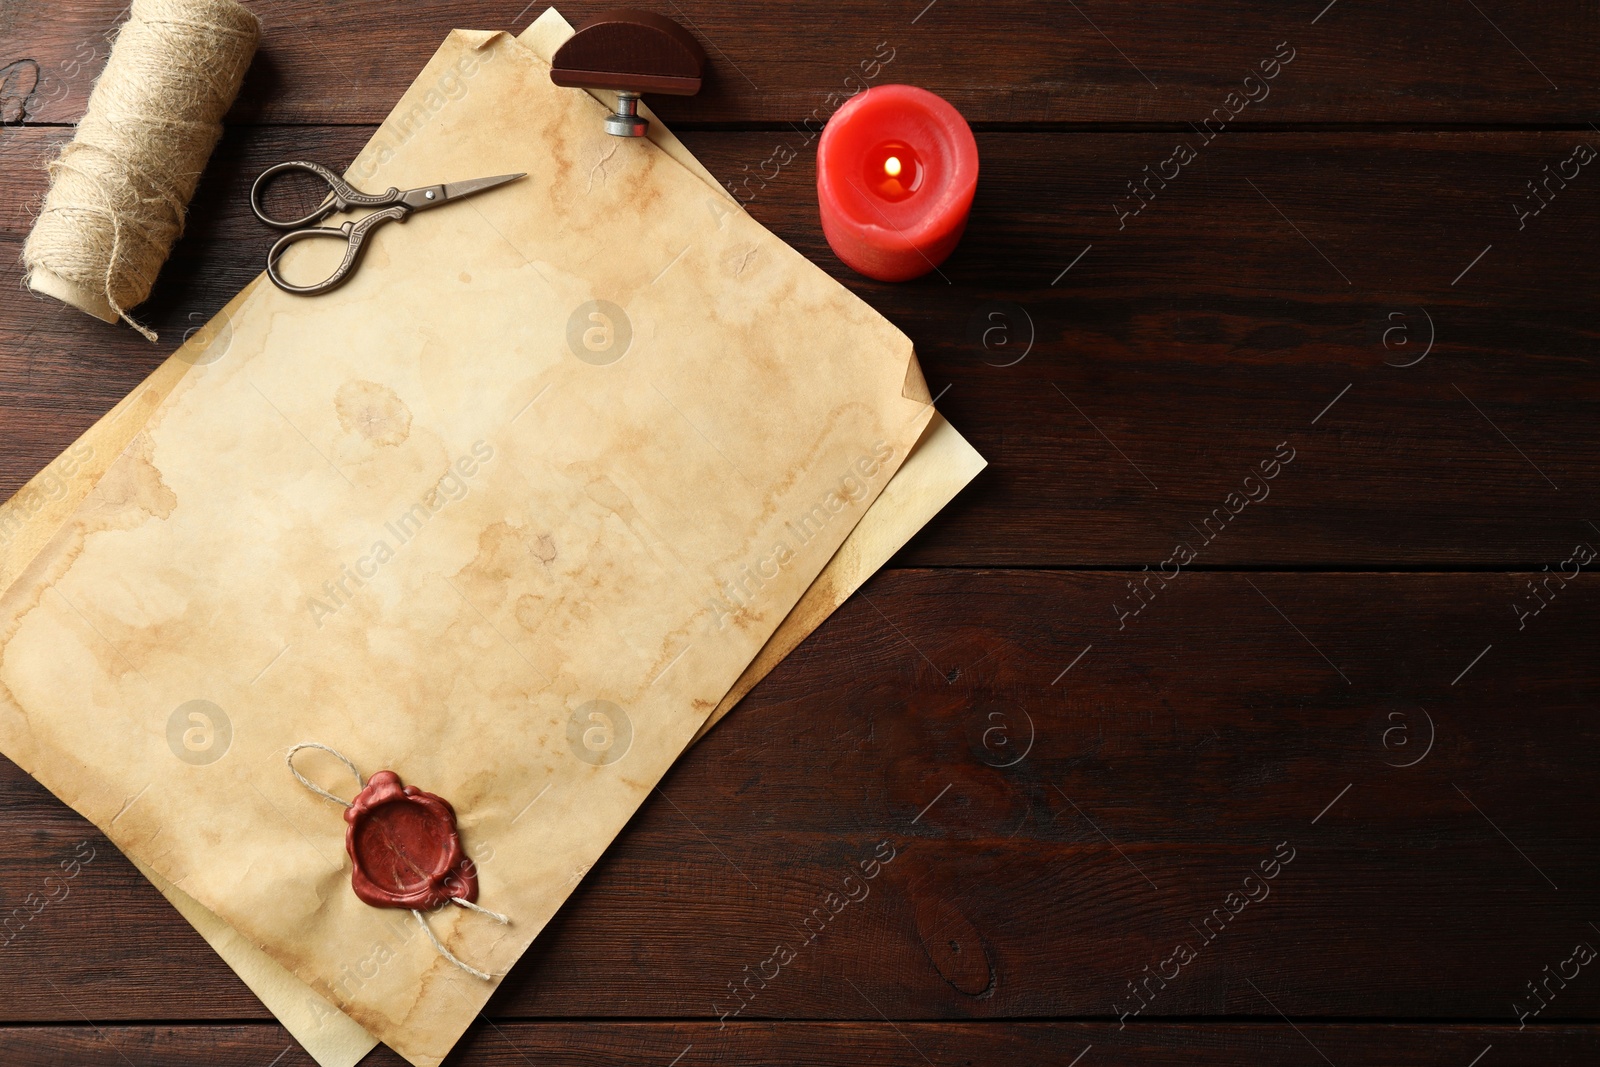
left=344, top=770, right=477, bottom=910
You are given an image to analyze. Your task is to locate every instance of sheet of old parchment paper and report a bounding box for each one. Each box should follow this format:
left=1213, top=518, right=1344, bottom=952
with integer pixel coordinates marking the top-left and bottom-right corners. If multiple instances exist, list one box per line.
left=0, top=12, right=985, bottom=1064
left=0, top=26, right=937, bottom=1065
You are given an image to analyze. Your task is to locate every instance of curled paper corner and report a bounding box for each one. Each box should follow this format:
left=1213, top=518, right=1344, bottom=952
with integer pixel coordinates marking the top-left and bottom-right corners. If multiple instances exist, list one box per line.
left=453, top=27, right=515, bottom=54
left=902, top=352, right=933, bottom=403
left=522, top=7, right=575, bottom=51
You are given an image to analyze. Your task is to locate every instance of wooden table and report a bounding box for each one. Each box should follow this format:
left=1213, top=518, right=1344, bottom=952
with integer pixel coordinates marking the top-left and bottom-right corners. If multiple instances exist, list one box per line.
left=3, top=2, right=1598, bottom=1063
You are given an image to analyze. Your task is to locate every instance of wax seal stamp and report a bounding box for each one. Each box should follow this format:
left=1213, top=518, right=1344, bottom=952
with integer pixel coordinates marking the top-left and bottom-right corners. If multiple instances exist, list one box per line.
left=345, top=770, right=478, bottom=910
left=549, top=8, right=706, bottom=137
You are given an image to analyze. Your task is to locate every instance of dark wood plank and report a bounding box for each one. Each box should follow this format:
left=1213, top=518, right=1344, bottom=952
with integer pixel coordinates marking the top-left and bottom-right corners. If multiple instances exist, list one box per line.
left=1, top=572, right=1595, bottom=1021
left=3, top=127, right=1597, bottom=566
left=3, top=0, right=1597, bottom=126
left=1, top=1022, right=1595, bottom=1066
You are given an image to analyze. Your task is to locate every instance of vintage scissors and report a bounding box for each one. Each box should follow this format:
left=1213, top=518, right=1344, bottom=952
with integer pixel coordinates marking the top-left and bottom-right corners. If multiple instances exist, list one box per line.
left=250, top=161, right=525, bottom=295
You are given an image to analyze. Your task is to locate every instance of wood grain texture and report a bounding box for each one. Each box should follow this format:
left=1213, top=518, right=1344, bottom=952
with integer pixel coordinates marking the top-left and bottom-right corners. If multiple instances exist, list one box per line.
left=0, top=1022, right=1595, bottom=1066
left=1, top=572, right=1593, bottom=1022
left=2, top=127, right=1596, bottom=566
left=2, top=0, right=1597, bottom=125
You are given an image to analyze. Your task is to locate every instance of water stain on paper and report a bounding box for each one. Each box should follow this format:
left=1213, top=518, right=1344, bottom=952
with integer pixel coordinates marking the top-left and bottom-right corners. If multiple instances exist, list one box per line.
left=85, top=433, right=178, bottom=530
left=335, top=380, right=412, bottom=447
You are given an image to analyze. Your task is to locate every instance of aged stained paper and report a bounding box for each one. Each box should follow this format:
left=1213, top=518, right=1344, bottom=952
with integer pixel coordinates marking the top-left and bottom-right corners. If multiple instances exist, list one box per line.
left=0, top=28, right=934, bottom=1067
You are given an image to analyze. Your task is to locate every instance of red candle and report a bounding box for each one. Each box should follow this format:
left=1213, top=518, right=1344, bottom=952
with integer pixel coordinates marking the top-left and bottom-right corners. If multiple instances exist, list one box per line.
left=816, top=85, right=978, bottom=282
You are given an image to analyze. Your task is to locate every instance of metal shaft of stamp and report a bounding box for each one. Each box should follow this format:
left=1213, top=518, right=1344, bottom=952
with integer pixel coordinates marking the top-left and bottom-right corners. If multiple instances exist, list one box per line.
left=605, top=91, right=649, bottom=137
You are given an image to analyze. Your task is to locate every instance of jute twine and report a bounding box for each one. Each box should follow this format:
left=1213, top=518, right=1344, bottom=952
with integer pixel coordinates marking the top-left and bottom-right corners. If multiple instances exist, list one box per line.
left=21, top=0, right=260, bottom=340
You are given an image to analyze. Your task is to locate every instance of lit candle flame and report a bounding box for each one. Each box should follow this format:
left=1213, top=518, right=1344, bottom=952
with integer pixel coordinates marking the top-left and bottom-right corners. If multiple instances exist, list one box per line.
left=883, top=156, right=903, bottom=178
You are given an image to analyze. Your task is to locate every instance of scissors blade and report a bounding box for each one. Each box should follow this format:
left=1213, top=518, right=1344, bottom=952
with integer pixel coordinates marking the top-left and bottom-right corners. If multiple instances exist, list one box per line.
left=442, top=172, right=526, bottom=200
left=404, top=173, right=526, bottom=211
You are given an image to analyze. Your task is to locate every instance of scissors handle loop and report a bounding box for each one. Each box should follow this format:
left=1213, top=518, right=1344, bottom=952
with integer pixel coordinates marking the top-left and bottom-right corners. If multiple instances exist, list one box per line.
left=251, top=161, right=403, bottom=229
left=263, top=205, right=409, bottom=295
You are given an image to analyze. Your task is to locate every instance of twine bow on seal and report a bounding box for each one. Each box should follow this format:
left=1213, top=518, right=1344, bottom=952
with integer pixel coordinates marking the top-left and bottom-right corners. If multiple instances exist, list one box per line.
left=287, top=743, right=509, bottom=981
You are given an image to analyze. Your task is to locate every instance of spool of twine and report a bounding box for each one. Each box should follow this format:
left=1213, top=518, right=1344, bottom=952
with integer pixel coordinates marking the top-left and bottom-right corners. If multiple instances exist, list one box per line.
left=22, top=0, right=260, bottom=341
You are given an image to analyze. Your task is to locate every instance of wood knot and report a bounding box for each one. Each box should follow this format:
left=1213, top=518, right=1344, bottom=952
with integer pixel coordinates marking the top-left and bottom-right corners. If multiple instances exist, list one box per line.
left=913, top=892, right=996, bottom=998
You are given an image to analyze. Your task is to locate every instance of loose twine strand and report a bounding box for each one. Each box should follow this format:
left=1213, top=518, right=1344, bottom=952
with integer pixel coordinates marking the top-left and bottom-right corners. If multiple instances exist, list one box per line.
left=285, top=743, right=509, bottom=981
left=286, top=741, right=363, bottom=806
left=22, top=0, right=260, bottom=340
